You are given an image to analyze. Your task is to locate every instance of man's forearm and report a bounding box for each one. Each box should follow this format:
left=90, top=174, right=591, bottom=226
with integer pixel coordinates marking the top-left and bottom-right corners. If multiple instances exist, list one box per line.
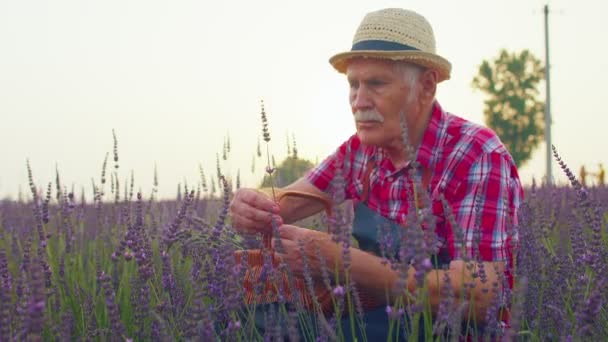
left=346, top=247, right=403, bottom=302
left=346, top=248, right=502, bottom=324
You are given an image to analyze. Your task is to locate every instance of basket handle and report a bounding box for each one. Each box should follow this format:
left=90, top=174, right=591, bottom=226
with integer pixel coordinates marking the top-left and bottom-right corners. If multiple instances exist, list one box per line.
left=261, top=190, right=333, bottom=248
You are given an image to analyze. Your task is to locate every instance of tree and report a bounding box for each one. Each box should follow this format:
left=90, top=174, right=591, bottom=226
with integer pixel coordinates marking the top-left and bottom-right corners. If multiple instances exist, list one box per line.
left=259, top=156, right=315, bottom=188
left=472, top=49, right=545, bottom=168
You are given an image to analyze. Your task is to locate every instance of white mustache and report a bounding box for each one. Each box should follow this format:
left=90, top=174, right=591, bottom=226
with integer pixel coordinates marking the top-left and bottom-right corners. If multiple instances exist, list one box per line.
left=354, top=110, right=384, bottom=123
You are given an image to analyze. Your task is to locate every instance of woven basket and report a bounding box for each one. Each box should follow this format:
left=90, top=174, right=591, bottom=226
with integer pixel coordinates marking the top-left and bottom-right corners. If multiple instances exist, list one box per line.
left=234, top=190, right=380, bottom=314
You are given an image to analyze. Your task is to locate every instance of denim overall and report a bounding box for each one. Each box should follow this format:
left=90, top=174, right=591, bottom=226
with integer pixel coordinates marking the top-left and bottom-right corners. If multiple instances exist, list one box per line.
left=338, top=160, right=451, bottom=341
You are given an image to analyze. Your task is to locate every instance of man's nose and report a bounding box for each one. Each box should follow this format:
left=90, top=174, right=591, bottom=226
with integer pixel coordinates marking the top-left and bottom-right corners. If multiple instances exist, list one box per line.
left=351, top=86, right=372, bottom=110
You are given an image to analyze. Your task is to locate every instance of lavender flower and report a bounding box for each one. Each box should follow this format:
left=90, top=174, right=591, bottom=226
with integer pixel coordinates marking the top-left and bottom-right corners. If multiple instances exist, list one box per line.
left=0, top=248, right=12, bottom=341
left=25, top=258, right=45, bottom=341
left=575, top=280, right=604, bottom=338
left=432, top=271, right=454, bottom=335
left=97, top=270, right=127, bottom=341
left=286, top=308, right=300, bottom=342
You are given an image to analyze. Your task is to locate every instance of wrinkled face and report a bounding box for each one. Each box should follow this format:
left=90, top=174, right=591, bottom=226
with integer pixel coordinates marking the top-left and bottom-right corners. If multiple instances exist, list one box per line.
left=347, top=58, right=421, bottom=148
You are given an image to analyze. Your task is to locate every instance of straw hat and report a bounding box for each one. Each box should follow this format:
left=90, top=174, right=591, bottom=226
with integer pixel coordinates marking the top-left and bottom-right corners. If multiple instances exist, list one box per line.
left=329, top=8, right=452, bottom=82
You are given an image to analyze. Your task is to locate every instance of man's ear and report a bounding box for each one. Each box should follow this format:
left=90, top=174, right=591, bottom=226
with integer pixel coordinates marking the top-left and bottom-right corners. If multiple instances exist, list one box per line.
left=420, top=69, right=438, bottom=102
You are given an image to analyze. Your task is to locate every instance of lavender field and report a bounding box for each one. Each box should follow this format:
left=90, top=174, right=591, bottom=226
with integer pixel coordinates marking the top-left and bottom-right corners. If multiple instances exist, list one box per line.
left=0, top=147, right=607, bottom=341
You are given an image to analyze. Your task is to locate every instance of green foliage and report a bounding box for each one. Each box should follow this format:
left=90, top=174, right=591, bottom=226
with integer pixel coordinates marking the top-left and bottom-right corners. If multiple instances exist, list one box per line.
left=259, top=156, right=315, bottom=188
left=472, top=49, right=545, bottom=168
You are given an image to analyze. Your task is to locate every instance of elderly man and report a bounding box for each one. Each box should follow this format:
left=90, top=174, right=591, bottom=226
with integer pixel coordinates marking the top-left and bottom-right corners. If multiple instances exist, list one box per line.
left=231, top=8, right=523, bottom=340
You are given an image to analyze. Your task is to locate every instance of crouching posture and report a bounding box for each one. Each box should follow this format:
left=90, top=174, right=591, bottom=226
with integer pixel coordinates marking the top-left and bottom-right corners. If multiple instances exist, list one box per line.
left=230, top=8, right=523, bottom=340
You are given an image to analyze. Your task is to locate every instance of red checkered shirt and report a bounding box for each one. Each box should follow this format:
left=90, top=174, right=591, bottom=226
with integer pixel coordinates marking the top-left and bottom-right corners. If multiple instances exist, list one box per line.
left=306, top=101, right=523, bottom=273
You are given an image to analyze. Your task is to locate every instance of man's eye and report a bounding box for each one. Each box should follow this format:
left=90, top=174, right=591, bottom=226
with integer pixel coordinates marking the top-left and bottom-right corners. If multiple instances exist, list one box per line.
left=368, top=80, right=384, bottom=87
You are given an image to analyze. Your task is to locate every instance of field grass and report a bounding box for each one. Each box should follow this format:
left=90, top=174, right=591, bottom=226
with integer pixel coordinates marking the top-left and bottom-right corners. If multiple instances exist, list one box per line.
left=0, top=154, right=607, bottom=341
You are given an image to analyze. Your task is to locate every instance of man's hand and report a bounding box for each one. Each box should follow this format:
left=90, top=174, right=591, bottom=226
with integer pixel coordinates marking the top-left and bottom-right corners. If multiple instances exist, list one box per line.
left=229, top=188, right=283, bottom=235
left=272, top=225, right=341, bottom=281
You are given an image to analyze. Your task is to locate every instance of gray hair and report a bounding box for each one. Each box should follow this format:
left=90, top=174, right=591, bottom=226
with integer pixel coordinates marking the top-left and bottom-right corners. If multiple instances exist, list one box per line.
left=393, top=61, right=425, bottom=102
left=393, top=61, right=424, bottom=85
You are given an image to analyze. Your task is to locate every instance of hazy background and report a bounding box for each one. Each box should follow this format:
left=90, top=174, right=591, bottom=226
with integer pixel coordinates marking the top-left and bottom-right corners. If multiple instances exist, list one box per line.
left=1, top=0, right=607, bottom=200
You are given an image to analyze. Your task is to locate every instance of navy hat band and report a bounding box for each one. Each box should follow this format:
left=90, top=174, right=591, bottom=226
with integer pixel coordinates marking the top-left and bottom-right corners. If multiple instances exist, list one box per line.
left=351, top=40, right=420, bottom=52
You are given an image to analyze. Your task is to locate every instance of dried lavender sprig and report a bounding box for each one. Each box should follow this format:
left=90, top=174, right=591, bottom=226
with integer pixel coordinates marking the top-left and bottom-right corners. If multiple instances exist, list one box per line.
left=199, top=165, right=208, bottom=194
left=292, top=133, right=298, bottom=159
left=161, top=190, right=195, bottom=249
left=114, top=172, right=120, bottom=203
left=110, top=171, right=115, bottom=195
left=348, top=280, right=366, bottom=329
left=55, top=165, right=62, bottom=202
left=236, top=169, right=241, bottom=190
left=297, top=239, right=322, bottom=313
left=112, top=128, right=119, bottom=169
left=212, top=176, right=230, bottom=237
left=315, top=244, right=333, bottom=294
left=504, top=277, right=527, bottom=341
left=260, top=100, right=271, bottom=143
left=60, top=188, right=75, bottom=254
left=216, top=153, right=222, bottom=180
left=26, top=160, right=46, bottom=244
left=432, top=271, right=454, bottom=335
left=101, top=152, right=109, bottom=189
left=552, top=145, right=607, bottom=277
left=37, top=246, right=52, bottom=288
left=41, top=182, right=51, bottom=224
left=222, top=138, right=228, bottom=161
left=129, top=170, right=135, bottom=201
left=399, top=111, right=416, bottom=165
left=439, top=193, right=467, bottom=261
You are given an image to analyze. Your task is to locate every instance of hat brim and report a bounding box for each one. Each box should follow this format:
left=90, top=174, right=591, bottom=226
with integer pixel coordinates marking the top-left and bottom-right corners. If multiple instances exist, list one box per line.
left=329, top=50, right=451, bottom=82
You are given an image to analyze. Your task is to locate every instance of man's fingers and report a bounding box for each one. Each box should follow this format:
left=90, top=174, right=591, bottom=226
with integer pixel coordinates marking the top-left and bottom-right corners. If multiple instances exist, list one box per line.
left=272, top=237, right=298, bottom=248
left=232, top=213, right=281, bottom=234
left=278, top=224, right=299, bottom=240
left=231, top=216, right=267, bottom=234
left=242, top=189, right=280, bottom=214
left=242, top=205, right=282, bottom=226
left=229, top=188, right=283, bottom=234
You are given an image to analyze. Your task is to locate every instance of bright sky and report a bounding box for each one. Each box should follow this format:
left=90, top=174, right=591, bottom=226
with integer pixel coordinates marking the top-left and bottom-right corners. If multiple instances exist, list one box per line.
left=1, top=0, right=607, bottom=200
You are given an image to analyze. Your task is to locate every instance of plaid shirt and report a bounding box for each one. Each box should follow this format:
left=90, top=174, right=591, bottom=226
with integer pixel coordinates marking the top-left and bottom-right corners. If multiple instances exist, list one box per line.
left=306, top=102, right=523, bottom=271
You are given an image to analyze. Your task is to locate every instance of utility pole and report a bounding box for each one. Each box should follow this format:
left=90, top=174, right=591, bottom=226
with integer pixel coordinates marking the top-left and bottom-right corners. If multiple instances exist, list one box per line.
left=544, top=4, right=553, bottom=185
